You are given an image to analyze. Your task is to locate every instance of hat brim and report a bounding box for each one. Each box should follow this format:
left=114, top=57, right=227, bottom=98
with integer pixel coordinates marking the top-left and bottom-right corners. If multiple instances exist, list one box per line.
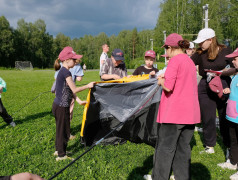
left=72, top=54, right=83, bottom=60
left=225, top=53, right=238, bottom=58
left=145, top=55, right=156, bottom=58
left=193, top=38, right=207, bottom=44
left=114, top=57, right=124, bottom=61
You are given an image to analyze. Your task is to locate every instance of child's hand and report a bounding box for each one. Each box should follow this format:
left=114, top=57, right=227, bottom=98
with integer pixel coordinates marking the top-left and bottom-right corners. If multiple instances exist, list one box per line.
left=0, top=86, right=3, bottom=94
left=87, top=82, right=95, bottom=89
left=157, top=73, right=165, bottom=79
left=157, top=76, right=165, bottom=86
left=149, top=71, right=155, bottom=76
left=223, top=88, right=230, bottom=94
left=78, top=100, right=87, bottom=105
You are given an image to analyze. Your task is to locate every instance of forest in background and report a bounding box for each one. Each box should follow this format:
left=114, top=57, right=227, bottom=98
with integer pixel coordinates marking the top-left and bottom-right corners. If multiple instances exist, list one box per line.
left=0, top=0, right=237, bottom=69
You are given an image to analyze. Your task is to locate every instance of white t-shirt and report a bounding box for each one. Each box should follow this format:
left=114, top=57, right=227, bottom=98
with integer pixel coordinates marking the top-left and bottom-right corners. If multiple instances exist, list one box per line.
left=100, top=52, right=108, bottom=75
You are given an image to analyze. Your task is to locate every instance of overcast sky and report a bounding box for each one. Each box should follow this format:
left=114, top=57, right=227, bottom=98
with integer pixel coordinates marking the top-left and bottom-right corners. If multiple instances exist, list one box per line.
left=0, top=0, right=162, bottom=39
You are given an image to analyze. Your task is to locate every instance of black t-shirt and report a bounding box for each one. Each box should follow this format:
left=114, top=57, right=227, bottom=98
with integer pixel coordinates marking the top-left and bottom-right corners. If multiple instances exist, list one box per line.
left=54, top=67, right=73, bottom=107
left=191, top=47, right=233, bottom=77
left=133, top=66, right=158, bottom=75
left=191, top=47, right=233, bottom=88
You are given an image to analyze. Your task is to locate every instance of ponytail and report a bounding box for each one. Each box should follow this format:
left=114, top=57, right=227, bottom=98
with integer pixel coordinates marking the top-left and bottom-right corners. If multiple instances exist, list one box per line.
left=178, top=40, right=190, bottom=49
left=54, top=58, right=61, bottom=71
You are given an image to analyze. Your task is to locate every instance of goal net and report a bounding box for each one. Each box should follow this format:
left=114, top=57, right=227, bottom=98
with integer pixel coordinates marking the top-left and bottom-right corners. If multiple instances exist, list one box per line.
left=15, top=61, right=33, bottom=70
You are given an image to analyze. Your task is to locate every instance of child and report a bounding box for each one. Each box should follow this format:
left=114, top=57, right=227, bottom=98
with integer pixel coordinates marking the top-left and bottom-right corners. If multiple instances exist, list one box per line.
left=217, top=48, right=238, bottom=180
left=52, top=46, right=94, bottom=161
left=53, top=58, right=84, bottom=140
left=0, top=77, right=16, bottom=127
left=133, top=50, right=158, bottom=76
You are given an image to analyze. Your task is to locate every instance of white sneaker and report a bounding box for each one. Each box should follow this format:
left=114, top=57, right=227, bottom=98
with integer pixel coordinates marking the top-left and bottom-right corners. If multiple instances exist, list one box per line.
left=9, top=121, right=16, bottom=127
left=230, top=172, right=238, bottom=180
left=53, top=151, right=72, bottom=156
left=69, top=134, right=76, bottom=140
left=56, top=155, right=74, bottom=161
left=200, top=146, right=215, bottom=154
left=170, top=175, right=175, bottom=180
left=143, top=174, right=152, bottom=180
left=218, top=161, right=237, bottom=170
left=194, top=126, right=203, bottom=132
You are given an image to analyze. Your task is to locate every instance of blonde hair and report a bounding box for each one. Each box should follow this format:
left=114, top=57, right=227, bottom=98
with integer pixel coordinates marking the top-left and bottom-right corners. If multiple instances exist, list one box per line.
left=54, top=58, right=61, bottom=71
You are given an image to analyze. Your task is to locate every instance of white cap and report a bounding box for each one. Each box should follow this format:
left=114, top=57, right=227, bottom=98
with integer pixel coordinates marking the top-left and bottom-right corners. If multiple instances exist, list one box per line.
left=189, top=42, right=194, bottom=49
left=193, top=28, right=215, bottom=44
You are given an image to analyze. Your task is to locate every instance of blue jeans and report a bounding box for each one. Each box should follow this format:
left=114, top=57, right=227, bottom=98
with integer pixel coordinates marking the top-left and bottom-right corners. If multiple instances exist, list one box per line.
left=152, top=123, right=195, bottom=180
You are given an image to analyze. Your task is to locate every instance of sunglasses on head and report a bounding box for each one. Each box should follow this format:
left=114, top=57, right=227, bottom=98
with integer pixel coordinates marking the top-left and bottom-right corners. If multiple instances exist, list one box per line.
left=164, top=45, right=170, bottom=49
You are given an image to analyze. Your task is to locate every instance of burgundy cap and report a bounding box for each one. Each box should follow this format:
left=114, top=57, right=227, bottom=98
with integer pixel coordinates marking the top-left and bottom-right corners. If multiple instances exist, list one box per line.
left=59, top=46, right=83, bottom=61
left=145, top=50, right=156, bottom=58
left=226, top=48, right=238, bottom=58
left=163, top=33, right=183, bottom=47
left=208, top=76, right=223, bottom=98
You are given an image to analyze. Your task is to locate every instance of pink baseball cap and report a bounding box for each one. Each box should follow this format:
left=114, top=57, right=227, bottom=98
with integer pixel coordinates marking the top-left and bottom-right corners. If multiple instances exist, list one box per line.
left=145, top=50, right=156, bottom=58
left=162, top=33, right=183, bottom=47
left=225, top=48, right=238, bottom=58
left=59, top=46, right=83, bottom=61
left=209, top=76, right=223, bottom=98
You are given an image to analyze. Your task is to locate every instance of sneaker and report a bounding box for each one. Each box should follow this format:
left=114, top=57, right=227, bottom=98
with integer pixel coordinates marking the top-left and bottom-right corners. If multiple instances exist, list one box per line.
left=194, top=126, right=203, bottom=132
left=200, top=146, right=215, bottom=154
left=217, top=161, right=237, bottom=170
left=9, top=121, right=16, bottom=127
left=170, top=175, right=175, bottom=180
left=143, top=174, right=152, bottom=180
left=230, top=172, right=238, bottom=180
left=69, top=134, right=76, bottom=140
left=53, top=151, right=72, bottom=156
left=56, top=155, right=74, bottom=161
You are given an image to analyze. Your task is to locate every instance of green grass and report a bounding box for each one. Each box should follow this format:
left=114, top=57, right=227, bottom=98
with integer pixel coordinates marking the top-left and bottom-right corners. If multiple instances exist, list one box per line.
left=0, top=70, right=236, bottom=180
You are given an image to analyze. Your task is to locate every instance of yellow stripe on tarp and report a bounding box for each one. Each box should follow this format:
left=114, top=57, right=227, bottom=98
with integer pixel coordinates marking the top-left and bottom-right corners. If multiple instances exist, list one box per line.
left=80, top=74, right=150, bottom=137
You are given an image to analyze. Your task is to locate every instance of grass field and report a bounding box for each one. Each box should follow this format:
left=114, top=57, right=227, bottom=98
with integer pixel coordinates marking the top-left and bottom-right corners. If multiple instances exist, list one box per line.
left=0, top=70, right=236, bottom=180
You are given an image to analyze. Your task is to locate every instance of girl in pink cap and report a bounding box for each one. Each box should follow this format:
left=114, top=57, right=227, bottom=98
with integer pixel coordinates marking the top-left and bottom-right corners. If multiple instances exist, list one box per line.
left=52, top=46, right=95, bottom=161
left=144, top=33, right=200, bottom=180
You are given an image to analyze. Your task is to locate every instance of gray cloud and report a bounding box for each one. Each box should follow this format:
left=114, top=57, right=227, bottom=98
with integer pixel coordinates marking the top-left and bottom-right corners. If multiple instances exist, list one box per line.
left=0, top=0, right=161, bottom=38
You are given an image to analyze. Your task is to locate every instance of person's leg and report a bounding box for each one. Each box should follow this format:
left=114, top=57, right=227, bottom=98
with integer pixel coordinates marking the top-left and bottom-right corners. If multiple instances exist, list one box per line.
left=0, top=98, right=14, bottom=124
left=152, top=124, right=181, bottom=180
left=217, top=99, right=230, bottom=148
left=229, top=122, right=238, bottom=165
left=199, top=92, right=217, bottom=147
left=69, top=98, right=75, bottom=121
left=172, top=125, right=195, bottom=180
left=54, top=105, right=70, bottom=157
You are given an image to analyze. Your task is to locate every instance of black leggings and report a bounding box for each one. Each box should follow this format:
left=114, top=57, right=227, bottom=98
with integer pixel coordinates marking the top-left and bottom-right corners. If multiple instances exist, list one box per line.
left=198, top=79, right=230, bottom=147
left=0, top=98, right=13, bottom=124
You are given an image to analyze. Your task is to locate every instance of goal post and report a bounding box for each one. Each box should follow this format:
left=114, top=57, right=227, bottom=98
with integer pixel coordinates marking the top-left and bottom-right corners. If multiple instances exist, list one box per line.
left=15, top=61, right=33, bottom=70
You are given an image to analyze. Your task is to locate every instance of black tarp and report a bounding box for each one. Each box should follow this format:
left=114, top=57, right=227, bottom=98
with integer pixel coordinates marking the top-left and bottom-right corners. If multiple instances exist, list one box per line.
left=81, top=78, right=162, bottom=147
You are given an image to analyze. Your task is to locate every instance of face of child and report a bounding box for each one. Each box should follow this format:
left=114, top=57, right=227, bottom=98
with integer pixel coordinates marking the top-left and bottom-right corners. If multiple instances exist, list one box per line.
left=232, top=57, right=238, bottom=69
left=66, top=59, right=76, bottom=68
left=186, top=48, right=195, bottom=56
left=144, top=56, right=154, bottom=68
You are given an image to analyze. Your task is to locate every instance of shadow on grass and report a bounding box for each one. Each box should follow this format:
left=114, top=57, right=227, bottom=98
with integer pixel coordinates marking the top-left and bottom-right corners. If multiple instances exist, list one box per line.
left=127, top=155, right=153, bottom=180
left=191, top=162, right=211, bottom=180
left=15, top=110, right=53, bottom=125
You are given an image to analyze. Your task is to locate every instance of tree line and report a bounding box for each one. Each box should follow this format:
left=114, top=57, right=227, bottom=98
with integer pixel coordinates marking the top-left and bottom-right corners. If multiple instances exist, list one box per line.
left=0, top=0, right=237, bottom=69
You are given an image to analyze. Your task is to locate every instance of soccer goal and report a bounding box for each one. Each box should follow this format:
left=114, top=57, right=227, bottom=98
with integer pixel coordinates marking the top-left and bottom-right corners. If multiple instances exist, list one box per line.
left=15, top=61, right=33, bottom=70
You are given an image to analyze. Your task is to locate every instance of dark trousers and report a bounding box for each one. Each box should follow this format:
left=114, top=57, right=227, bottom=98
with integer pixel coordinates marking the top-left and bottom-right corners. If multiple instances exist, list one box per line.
left=52, top=103, right=70, bottom=157
left=198, top=79, right=230, bottom=147
left=152, top=124, right=195, bottom=180
left=229, top=121, right=238, bottom=165
left=0, top=98, right=13, bottom=124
